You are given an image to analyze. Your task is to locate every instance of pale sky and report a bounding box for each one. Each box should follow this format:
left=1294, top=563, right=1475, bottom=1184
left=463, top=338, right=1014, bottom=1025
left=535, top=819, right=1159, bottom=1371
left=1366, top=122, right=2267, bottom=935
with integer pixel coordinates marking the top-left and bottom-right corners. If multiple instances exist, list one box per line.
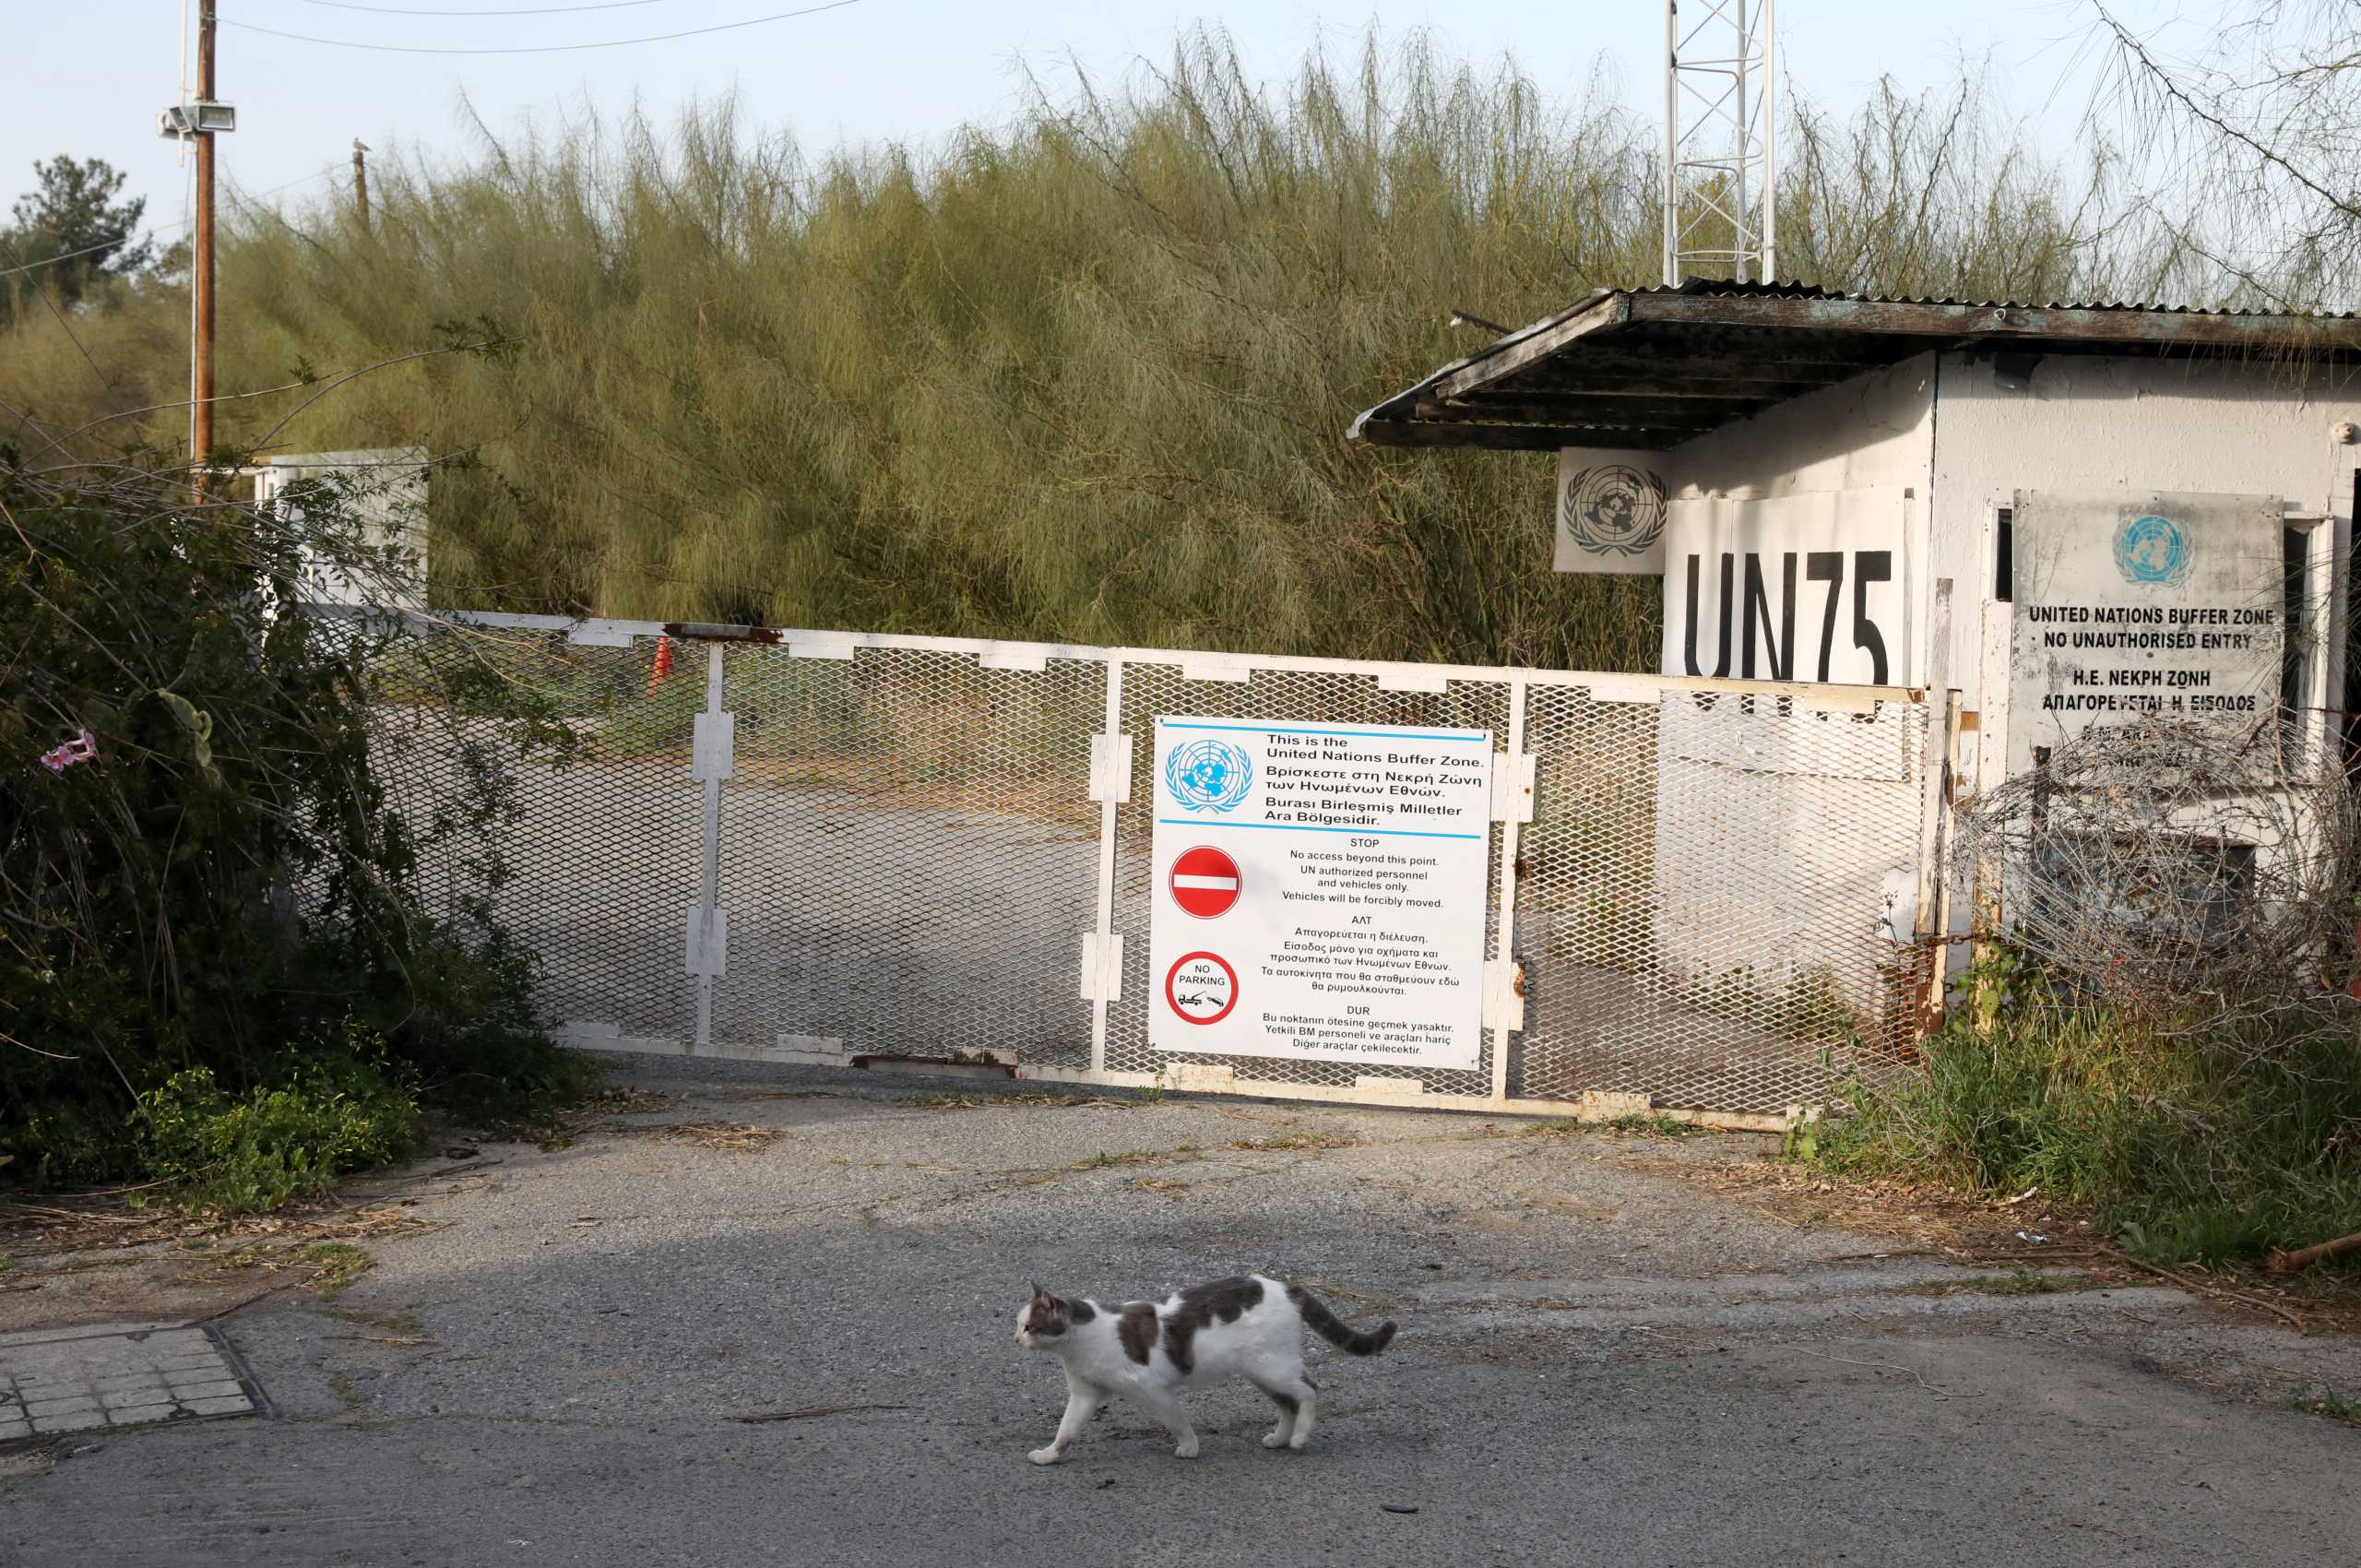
left=11, top=0, right=2194, bottom=244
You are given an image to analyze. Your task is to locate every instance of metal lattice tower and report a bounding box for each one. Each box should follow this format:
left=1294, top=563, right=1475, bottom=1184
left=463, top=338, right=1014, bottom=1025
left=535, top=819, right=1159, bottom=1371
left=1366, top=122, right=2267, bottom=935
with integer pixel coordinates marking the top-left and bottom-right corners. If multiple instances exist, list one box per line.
left=1663, top=0, right=1778, bottom=286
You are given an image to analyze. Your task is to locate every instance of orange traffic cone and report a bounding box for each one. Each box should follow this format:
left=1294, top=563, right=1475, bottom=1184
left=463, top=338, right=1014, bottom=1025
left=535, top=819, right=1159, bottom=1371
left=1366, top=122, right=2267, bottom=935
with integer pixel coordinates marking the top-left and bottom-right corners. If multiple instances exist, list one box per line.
left=648, top=635, right=674, bottom=696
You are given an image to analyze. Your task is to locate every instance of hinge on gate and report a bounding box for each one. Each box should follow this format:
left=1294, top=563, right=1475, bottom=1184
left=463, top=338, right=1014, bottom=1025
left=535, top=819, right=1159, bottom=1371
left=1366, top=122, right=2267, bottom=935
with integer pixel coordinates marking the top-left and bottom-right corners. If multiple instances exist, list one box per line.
left=1077, top=932, right=1125, bottom=1001
left=1481, top=957, right=1525, bottom=1031
left=684, top=906, right=730, bottom=977
left=977, top=644, right=1050, bottom=673
left=1490, top=754, right=1536, bottom=823
left=1376, top=668, right=1450, bottom=694
left=789, top=632, right=858, bottom=660
left=565, top=618, right=638, bottom=647
left=1089, top=734, right=1134, bottom=803
left=691, top=711, right=736, bottom=780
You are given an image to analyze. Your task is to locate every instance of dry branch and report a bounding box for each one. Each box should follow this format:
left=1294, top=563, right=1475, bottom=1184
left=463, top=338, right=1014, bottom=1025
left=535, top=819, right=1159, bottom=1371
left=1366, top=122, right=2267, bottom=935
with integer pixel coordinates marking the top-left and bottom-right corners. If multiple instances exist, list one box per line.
left=2267, top=1229, right=2361, bottom=1275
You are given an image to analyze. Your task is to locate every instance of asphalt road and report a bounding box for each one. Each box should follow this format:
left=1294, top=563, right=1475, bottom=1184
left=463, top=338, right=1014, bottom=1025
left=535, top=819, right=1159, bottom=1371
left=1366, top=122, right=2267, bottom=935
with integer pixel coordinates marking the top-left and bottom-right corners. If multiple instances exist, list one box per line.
left=6, top=1058, right=2357, bottom=1567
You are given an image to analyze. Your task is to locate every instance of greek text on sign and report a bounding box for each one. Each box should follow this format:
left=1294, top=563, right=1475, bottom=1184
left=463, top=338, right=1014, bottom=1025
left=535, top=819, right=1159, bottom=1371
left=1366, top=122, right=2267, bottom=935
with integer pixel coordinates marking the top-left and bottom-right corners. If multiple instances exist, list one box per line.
left=2007, top=491, right=2284, bottom=772
left=1147, top=718, right=1494, bottom=1071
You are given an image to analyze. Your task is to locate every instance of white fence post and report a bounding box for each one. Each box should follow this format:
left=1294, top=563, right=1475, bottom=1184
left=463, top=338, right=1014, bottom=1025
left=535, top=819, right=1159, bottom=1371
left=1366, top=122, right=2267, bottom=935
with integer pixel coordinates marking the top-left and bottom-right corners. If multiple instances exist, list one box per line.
left=1487, top=677, right=1530, bottom=1106
left=1087, top=659, right=1127, bottom=1074
left=690, top=639, right=728, bottom=1050
left=1912, top=580, right=1954, bottom=1029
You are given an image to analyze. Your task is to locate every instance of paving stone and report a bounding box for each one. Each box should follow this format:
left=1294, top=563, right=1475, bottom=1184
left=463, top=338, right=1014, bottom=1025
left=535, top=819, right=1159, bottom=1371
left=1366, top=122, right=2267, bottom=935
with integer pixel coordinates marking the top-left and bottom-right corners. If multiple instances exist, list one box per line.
left=108, top=1405, right=180, bottom=1426
left=1, top=1322, right=260, bottom=1437
left=100, top=1386, right=169, bottom=1410
left=35, top=1409, right=106, bottom=1434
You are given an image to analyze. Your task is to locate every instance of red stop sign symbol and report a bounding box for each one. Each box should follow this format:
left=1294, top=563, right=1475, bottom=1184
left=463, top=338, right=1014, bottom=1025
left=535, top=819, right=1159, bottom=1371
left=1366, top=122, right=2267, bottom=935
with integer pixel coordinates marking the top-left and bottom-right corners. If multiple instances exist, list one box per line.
left=1169, top=845, right=1241, bottom=919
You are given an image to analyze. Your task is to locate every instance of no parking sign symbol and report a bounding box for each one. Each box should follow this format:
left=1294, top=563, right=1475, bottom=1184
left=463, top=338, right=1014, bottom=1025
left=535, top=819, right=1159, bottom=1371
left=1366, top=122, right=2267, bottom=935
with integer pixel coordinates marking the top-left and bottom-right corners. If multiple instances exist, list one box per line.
left=1164, top=952, right=1238, bottom=1026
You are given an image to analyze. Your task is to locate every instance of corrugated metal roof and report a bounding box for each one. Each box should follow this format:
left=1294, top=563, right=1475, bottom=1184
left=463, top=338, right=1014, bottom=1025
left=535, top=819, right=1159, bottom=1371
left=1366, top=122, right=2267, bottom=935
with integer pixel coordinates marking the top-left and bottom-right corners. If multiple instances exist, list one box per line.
left=1351, top=278, right=2361, bottom=452
left=1637, top=276, right=2359, bottom=318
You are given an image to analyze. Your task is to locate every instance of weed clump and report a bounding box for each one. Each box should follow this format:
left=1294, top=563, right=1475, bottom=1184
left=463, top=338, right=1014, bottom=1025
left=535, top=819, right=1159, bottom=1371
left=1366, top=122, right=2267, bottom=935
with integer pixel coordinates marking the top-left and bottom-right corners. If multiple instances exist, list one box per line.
left=1818, top=949, right=2361, bottom=1269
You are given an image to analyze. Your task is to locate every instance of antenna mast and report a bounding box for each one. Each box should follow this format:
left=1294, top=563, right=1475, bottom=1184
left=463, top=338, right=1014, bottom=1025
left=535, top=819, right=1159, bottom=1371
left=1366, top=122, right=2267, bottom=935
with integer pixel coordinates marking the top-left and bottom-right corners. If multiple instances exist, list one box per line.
left=1663, top=0, right=1778, bottom=286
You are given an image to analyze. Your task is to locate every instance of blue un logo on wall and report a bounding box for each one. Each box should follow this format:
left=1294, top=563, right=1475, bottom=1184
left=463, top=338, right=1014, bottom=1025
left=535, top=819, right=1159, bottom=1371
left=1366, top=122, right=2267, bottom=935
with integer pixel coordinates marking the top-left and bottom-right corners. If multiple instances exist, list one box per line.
left=1166, top=738, right=1253, bottom=813
left=2114, top=513, right=2192, bottom=588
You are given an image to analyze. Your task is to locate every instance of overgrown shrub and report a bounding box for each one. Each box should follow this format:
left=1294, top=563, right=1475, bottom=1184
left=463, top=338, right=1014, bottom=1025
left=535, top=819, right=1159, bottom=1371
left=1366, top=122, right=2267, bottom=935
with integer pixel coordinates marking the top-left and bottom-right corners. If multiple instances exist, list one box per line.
left=1820, top=948, right=2361, bottom=1266
left=0, top=456, right=591, bottom=1188
left=0, top=33, right=2194, bottom=671
left=134, top=1021, right=418, bottom=1213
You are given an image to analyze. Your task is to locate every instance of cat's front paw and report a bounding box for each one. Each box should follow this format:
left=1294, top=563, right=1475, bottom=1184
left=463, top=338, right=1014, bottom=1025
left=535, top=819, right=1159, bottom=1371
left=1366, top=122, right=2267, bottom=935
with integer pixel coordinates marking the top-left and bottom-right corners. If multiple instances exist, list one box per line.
left=1262, top=1430, right=1290, bottom=1449
left=1027, top=1446, right=1062, bottom=1466
left=1172, top=1439, right=1200, bottom=1460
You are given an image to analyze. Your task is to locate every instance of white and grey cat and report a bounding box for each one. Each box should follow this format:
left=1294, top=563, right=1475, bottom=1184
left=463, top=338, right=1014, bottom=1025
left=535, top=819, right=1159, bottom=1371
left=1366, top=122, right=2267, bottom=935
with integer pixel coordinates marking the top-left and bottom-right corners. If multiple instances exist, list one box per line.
left=1012, top=1273, right=1396, bottom=1464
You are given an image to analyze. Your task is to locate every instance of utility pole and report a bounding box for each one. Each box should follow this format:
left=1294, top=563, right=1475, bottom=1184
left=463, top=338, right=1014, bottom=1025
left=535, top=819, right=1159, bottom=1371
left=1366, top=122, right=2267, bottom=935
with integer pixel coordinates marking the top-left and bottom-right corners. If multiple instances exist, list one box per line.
left=193, top=0, right=219, bottom=487
left=352, top=139, right=371, bottom=232
left=160, top=2, right=234, bottom=487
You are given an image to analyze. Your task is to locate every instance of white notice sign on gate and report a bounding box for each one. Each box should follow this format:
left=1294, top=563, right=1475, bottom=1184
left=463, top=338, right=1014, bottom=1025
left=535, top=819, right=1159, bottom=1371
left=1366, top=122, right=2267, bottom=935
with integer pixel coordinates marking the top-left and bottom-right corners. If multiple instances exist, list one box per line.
left=1147, top=718, right=1493, bottom=1070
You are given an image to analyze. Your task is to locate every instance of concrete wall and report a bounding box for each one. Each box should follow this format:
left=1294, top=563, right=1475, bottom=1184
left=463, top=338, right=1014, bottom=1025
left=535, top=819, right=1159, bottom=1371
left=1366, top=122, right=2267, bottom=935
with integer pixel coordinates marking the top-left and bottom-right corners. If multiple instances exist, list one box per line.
left=256, top=447, right=431, bottom=610
left=1669, top=351, right=1939, bottom=505
left=1656, top=350, right=2357, bottom=780
left=1636, top=348, right=2357, bottom=1016
left=1929, top=353, right=2357, bottom=787
left=1644, top=360, right=1940, bottom=1019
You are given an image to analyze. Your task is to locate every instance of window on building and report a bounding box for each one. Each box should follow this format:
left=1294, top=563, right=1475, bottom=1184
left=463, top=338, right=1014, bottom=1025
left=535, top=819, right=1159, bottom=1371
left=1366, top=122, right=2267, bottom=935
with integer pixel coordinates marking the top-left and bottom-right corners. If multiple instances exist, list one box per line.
left=2283, top=524, right=2311, bottom=764
left=1993, top=506, right=2013, bottom=603
left=2348, top=470, right=2360, bottom=778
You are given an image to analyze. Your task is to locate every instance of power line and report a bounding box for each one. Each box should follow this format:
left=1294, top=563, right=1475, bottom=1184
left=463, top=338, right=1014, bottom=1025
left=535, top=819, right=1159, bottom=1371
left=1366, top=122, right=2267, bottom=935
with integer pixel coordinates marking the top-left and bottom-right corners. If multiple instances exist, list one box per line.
left=0, top=235, right=136, bottom=280
left=222, top=0, right=863, bottom=53
left=302, top=0, right=669, bottom=13
left=0, top=168, right=338, bottom=280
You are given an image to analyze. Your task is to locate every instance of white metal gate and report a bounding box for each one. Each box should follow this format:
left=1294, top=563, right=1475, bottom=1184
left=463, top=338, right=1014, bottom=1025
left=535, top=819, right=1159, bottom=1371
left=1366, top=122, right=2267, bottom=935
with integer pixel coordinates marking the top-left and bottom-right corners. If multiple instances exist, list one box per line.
left=367, top=614, right=1945, bottom=1129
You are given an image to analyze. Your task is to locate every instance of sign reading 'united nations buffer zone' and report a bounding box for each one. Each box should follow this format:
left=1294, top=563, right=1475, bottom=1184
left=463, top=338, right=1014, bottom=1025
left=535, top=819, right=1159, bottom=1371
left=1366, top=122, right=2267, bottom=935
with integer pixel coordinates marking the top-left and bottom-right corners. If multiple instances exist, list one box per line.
left=1145, top=717, right=1494, bottom=1072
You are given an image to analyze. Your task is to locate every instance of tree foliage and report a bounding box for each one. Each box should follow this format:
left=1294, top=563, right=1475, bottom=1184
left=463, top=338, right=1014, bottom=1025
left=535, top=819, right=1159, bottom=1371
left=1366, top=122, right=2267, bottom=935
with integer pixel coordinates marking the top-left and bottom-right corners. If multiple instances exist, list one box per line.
left=0, top=455, right=582, bottom=1182
left=2, top=155, right=154, bottom=317
left=0, top=33, right=2192, bottom=668
left=2090, top=0, right=2361, bottom=312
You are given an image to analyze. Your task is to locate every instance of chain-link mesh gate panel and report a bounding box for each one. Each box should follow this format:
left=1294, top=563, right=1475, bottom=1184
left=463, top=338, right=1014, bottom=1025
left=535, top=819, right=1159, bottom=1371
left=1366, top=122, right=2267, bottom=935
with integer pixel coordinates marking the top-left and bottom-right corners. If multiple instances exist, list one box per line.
left=356, top=617, right=1943, bottom=1118
left=1108, top=664, right=1511, bottom=1097
left=363, top=626, right=705, bottom=1043
left=713, top=645, right=1103, bottom=1066
left=1513, top=683, right=1929, bottom=1112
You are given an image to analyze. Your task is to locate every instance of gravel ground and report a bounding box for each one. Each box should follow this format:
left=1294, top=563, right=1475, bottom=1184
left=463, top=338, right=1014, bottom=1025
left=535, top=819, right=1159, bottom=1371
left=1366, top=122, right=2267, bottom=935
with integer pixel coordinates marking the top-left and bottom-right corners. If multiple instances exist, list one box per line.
left=5, top=1056, right=2357, bottom=1567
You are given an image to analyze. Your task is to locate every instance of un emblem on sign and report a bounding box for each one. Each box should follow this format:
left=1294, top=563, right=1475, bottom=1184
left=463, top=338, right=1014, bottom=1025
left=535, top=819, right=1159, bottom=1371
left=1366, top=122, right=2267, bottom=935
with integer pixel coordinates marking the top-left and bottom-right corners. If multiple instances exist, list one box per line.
left=1561, top=464, right=1668, bottom=556
left=2114, top=513, right=2192, bottom=588
left=1166, top=738, right=1253, bottom=814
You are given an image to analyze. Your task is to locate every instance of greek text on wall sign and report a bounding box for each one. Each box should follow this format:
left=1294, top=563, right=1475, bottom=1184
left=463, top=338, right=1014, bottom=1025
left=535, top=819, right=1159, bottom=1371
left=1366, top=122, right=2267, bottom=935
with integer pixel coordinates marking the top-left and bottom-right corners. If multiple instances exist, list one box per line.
left=1146, top=718, right=1494, bottom=1070
left=2007, top=491, right=2284, bottom=772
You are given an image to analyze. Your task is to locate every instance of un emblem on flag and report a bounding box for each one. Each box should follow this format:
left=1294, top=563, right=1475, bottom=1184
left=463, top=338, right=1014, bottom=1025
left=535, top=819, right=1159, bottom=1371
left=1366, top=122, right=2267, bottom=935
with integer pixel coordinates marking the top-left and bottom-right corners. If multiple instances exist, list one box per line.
left=1166, top=738, right=1253, bottom=814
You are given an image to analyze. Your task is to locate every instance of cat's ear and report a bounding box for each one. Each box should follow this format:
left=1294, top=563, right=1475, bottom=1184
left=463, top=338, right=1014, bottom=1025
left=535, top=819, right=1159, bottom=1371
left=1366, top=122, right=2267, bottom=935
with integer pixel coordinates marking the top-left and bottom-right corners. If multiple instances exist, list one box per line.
left=1029, top=1280, right=1050, bottom=1301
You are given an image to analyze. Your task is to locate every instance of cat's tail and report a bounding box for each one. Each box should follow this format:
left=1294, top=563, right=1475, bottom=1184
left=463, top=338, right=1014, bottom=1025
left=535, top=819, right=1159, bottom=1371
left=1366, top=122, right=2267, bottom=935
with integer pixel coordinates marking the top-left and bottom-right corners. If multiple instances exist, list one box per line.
left=1287, top=1283, right=1397, bottom=1356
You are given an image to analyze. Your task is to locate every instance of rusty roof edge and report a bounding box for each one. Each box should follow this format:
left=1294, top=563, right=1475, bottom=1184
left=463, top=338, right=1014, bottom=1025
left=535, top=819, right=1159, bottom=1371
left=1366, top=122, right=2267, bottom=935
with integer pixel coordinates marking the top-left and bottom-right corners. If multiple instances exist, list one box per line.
left=1347, top=291, right=1633, bottom=445
left=1346, top=283, right=2361, bottom=449
left=1430, top=291, right=1633, bottom=401
left=1624, top=291, right=2361, bottom=347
